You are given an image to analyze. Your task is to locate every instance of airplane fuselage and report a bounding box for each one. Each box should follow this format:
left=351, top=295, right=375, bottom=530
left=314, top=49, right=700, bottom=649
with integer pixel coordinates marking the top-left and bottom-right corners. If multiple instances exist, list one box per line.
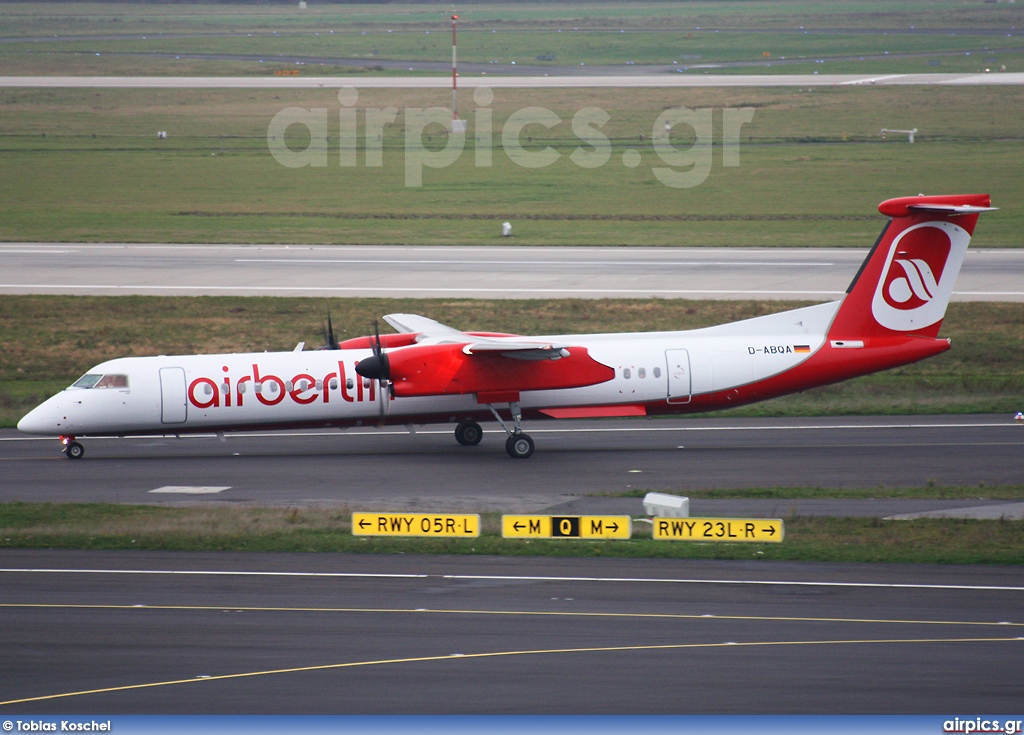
left=17, top=300, right=940, bottom=437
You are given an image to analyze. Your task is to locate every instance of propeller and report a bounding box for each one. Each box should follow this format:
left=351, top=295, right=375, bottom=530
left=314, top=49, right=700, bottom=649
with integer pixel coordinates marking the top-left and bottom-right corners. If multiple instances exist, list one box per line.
left=355, top=321, right=392, bottom=424
left=355, top=320, right=390, bottom=381
left=320, top=311, right=340, bottom=351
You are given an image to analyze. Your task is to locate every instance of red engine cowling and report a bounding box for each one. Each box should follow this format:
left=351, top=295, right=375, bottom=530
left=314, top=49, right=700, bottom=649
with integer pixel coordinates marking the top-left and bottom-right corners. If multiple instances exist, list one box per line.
left=381, top=343, right=614, bottom=399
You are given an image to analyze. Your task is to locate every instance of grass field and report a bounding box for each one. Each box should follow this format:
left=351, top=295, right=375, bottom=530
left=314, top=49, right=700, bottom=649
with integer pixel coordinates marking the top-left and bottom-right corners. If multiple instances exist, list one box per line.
left=2, top=2, right=1023, bottom=77
left=2, top=295, right=1021, bottom=428
left=1, top=86, right=1022, bottom=246
left=13, top=29, right=1024, bottom=71
left=1, top=501, right=1021, bottom=564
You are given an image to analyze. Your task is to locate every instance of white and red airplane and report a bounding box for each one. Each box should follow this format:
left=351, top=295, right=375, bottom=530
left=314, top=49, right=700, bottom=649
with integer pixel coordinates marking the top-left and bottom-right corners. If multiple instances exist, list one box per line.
left=18, top=194, right=993, bottom=460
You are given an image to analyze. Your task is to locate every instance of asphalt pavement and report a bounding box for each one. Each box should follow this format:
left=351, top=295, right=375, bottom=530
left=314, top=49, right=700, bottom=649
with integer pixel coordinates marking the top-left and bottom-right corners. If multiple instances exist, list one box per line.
left=2, top=415, right=1020, bottom=513
left=1, top=550, right=1021, bottom=713
left=0, top=245, right=1020, bottom=300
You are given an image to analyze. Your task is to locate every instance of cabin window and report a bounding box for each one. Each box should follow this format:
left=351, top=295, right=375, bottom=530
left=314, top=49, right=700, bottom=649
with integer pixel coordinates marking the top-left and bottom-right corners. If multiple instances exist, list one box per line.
left=653, top=367, right=662, bottom=378
left=73, top=373, right=128, bottom=389
left=623, top=368, right=631, bottom=379
left=638, top=367, right=646, bottom=379
left=329, top=379, right=339, bottom=390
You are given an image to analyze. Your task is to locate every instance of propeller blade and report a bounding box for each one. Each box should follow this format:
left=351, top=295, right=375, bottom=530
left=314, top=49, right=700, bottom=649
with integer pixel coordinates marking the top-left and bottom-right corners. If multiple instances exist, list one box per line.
left=356, top=319, right=392, bottom=382
left=321, top=311, right=340, bottom=350
left=363, top=320, right=391, bottom=426
left=372, top=320, right=383, bottom=357
left=377, top=377, right=392, bottom=426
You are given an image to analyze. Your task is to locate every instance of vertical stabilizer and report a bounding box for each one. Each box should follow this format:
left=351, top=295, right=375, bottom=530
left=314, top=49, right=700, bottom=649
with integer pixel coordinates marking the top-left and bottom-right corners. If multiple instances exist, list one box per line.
left=828, top=194, right=994, bottom=340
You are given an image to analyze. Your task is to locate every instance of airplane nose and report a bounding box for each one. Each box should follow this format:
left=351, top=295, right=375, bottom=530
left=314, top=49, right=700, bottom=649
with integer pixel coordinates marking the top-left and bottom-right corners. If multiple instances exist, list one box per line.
left=17, top=402, right=62, bottom=435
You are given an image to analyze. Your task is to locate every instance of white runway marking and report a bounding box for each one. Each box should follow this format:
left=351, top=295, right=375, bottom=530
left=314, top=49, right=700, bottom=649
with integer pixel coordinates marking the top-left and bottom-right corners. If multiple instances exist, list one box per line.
left=149, top=486, right=231, bottom=495
left=235, top=258, right=836, bottom=268
left=443, top=574, right=1024, bottom=592
left=4, top=73, right=1024, bottom=88
left=0, top=567, right=1021, bottom=592
left=0, top=249, right=77, bottom=254
left=0, top=568, right=428, bottom=579
left=1, top=419, right=1015, bottom=442
left=0, top=283, right=848, bottom=296
left=5, top=284, right=1022, bottom=297
left=0, top=244, right=868, bottom=254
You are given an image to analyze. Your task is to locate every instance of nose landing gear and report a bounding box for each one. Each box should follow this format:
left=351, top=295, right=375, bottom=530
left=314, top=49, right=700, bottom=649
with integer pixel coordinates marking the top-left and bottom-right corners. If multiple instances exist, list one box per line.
left=60, top=435, right=84, bottom=460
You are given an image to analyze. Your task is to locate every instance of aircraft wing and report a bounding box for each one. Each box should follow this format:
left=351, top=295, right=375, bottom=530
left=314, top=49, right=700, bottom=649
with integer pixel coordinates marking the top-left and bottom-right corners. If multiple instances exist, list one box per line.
left=383, top=313, right=569, bottom=360
left=383, top=313, right=463, bottom=339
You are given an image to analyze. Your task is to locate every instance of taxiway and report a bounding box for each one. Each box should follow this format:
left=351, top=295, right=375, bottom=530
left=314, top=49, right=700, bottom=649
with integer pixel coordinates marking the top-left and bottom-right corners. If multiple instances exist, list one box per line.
left=2, top=415, right=1020, bottom=512
left=1, top=550, right=1021, bottom=713
left=1, top=245, right=1020, bottom=301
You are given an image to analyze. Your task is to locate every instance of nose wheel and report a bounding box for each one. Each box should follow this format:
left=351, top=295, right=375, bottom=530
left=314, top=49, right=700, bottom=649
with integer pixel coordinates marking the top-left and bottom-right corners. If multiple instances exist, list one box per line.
left=61, top=436, right=84, bottom=460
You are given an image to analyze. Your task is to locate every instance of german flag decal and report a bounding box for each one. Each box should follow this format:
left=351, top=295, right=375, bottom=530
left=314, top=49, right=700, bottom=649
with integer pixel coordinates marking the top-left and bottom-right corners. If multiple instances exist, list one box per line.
left=794, top=345, right=811, bottom=353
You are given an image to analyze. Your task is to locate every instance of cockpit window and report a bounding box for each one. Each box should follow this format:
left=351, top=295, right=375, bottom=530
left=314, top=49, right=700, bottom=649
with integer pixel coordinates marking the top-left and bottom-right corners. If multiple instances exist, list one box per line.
left=95, top=374, right=129, bottom=388
left=73, top=373, right=129, bottom=389
left=73, top=374, right=103, bottom=388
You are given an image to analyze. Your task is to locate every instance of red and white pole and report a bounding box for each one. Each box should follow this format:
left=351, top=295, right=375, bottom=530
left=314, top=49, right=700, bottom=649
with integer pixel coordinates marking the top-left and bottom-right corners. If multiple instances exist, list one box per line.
left=451, top=14, right=458, bottom=122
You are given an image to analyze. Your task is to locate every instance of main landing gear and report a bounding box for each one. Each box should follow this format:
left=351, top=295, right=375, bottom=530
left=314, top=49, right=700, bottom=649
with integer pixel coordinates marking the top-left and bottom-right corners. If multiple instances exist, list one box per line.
left=61, top=435, right=84, bottom=460
left=453, top=405, right=534, bottom=458
left=486, top=402, right=535, bottom=460
left=504, top=432, right=535, bottom=460
left=454, top=420, right=484, bottom=446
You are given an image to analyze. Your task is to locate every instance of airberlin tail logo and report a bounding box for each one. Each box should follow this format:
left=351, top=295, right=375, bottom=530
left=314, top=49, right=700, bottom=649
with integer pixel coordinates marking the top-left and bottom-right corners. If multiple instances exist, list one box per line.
left=886, top=254, right=944, bottom=307
left=871, top=221, right=969, bottom=332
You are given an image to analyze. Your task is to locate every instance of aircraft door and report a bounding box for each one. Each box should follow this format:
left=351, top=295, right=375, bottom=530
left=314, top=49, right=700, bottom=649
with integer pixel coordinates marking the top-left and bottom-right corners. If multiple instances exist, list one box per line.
left=159, top=367, right=187, bottom=424
left=665, top=349, right=691, bottom=404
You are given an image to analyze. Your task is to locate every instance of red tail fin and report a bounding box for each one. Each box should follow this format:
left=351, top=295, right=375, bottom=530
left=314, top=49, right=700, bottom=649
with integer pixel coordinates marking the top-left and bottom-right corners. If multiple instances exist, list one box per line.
left=828, top=194, right=993, bottom=340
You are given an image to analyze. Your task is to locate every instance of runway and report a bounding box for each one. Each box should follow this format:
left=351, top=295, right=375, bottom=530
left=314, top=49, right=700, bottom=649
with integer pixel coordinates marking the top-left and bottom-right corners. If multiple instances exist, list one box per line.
left=2, top=416, right=1021, bottom=511
left=4, top=73, right=1024, bottom=88
left=1, top=244, right=1021, bottom=300
left=0, top=550, right=1021, bottom=713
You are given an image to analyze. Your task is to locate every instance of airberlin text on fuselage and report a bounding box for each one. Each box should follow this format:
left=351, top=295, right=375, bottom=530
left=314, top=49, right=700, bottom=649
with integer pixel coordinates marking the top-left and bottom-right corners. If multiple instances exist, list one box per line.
left=187, top=360, right=374, bottom=410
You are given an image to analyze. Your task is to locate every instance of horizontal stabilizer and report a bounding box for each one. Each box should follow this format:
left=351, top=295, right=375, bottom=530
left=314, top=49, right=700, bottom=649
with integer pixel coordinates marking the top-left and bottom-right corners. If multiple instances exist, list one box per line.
left=907, top=204, right=997, bottom=215
left=878, top=194, right=993, bottom=218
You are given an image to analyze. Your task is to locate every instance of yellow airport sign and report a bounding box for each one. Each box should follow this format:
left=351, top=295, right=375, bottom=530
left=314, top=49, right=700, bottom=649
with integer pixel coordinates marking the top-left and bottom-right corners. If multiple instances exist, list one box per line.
left=652, top=517, right=784, bottom=543
left=502, top=515, right=631, bottom=540
left=352, top=512, right=480, bottom=538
